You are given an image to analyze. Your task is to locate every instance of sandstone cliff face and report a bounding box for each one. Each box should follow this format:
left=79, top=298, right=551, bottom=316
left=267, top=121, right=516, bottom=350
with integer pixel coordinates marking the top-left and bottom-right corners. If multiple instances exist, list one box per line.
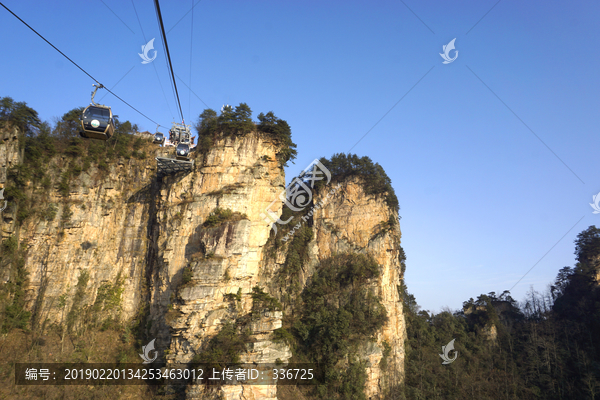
left=312, top=179, right=406, bottom=395
left=0, top=124, right=22, bottom=243
left=150, top=133, right=289, bottom=400
left=1, top=126, right=406, bottom=400
left=12, top=143, right=161, bottom=328
left=260, top=177, right=406, bottom=397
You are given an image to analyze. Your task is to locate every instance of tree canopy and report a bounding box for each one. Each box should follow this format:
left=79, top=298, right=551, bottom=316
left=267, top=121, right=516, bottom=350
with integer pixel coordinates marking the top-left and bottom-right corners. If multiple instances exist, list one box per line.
left=0, top=96, right=41, bottom=135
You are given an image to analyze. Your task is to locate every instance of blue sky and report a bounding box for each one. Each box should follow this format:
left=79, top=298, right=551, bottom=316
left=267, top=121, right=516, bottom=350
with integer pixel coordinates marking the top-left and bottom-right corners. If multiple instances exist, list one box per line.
left=2, top=0, right=599, bottom=312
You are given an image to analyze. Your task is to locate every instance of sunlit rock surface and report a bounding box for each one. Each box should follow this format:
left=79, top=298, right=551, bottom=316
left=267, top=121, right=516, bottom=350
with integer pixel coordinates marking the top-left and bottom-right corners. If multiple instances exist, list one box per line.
left=2, top=125, right=406, bottom=399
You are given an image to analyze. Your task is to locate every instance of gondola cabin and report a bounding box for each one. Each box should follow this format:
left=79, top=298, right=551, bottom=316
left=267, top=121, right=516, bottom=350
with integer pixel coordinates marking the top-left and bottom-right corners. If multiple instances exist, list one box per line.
left=153, top=132, right=165, bottom=144
left=80, top=105, right=115, bottom=140
left=170, top=121, right=192, bottom=159
left=176, top=143, right=190, bottom=160
left=179, top=131, right=190, bottom=145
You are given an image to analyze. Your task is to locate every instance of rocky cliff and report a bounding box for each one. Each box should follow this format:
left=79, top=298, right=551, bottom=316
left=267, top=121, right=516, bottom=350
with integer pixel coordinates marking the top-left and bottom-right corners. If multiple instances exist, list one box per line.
left=0, top=124, right=406, bottom=399
left=0, top=124, right=22, bottom=244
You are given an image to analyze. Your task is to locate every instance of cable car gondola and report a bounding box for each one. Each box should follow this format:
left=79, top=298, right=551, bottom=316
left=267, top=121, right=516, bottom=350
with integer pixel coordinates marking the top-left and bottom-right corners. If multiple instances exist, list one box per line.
left=153, top=125, right=165, bottom=145
left=79, top=84, right=115, bottom=141
left=171, top=122, right=191, bottom=160
left=176, top=143, right=190, bottom=160
left=154, top=132, right=165, bottom=144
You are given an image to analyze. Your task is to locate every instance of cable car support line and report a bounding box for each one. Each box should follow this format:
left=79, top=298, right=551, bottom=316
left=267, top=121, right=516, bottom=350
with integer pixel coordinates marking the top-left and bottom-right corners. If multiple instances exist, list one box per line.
left=131, top=0, right=175, bottom=121
left=154, top=0, right=185, bottom=125
left=0, top=1, right=163, bottom=129
left=188, top=0, right=194, bottom=119
left=151, top=0, right=195, bottom=179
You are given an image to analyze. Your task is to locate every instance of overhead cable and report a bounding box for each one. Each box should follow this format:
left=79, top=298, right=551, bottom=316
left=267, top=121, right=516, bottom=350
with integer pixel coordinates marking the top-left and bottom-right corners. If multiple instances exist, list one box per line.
left=0, top=1, right=164, bottom=128
left=154, top=0, right=185, bottom=124
left=131, top=0, right=175, bottom=121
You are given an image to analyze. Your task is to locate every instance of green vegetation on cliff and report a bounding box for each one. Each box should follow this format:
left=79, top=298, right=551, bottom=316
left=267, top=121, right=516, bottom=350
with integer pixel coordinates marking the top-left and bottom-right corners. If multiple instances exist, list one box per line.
left=195, top=103, right=297, bottom=166
left=315, top=153, right=399, bottom=212
left=191, top=322, right=251, bottom=367
left=2, top=100, right=152, bottom=227
left=0, top=236, right=30, bottom=333
left=0, top=99, right=163, bottom=399
left=279, top=224, right=313, bottom=294
left=251, top=285, right=282, bottom=312
left=202, top=207, right=248, bottom=227
left=1, top=96, right=41, bottom=135
left=280, top=252, right=388, bottom=399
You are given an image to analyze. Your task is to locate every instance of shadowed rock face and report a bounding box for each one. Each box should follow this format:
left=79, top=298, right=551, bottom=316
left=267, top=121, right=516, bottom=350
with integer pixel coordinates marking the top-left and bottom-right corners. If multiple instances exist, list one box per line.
left=1, top=125, right=22, bottom=240
left=317, top=179, right=407, bottom=397
left=2, top=126, right=406, bottom=400
left=275, top=177, right=407, bottom=398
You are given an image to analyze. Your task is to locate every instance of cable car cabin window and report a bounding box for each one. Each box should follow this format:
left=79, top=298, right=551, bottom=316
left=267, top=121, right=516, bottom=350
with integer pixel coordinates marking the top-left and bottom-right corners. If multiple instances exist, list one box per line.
left=84, top=107, right=111, bottom=122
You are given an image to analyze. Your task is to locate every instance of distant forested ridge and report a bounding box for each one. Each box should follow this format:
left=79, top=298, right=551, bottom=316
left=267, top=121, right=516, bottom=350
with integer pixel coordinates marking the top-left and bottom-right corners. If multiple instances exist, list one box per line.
left=395, top=225, right=600, bottom=400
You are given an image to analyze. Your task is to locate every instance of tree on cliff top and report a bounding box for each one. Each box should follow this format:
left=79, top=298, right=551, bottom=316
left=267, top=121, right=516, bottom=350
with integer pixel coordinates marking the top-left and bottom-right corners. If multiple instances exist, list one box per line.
left=574, top=225, right=600, bottom=266
left=195, top=103, right=297, bottom=167
left=52, top=107, right=84, bottom=138
left=257, top=111, right=297, bottom=166
left=553, top=225, right=600, bottom=321
left=315, top=153, right=399, bottom=212
left=0, top=96, right=41, bottom=135
left=195, top=103, right=254, bottom=136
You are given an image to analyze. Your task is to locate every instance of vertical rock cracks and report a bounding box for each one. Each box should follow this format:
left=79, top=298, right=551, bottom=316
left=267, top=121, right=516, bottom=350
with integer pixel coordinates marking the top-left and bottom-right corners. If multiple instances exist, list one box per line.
left=1, top=126, right=407, bottom=399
